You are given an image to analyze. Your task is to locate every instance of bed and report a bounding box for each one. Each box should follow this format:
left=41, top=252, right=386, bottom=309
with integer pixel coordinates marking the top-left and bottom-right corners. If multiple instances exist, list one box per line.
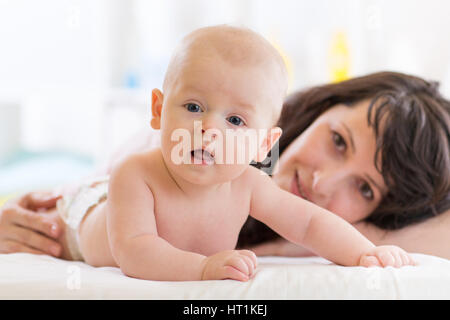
left=2, top=252, right=449, bottom=299
left=1, top=138, right=449, bottom=300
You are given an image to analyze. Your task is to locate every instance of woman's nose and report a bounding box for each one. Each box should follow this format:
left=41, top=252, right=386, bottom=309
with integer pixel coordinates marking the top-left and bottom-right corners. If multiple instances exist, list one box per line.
left=311, top=171, right=323, bottom=194
left=311, top=166, right=347, bottom=198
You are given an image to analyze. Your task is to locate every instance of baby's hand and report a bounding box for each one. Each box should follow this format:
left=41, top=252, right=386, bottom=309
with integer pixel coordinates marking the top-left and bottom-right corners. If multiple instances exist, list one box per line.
left=201, top=249, right=258, bottom=281
left=359, top=245, right=416, bottom=268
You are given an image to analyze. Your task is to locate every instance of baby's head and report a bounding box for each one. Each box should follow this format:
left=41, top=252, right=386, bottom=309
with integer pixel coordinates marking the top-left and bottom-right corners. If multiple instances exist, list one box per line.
left=151, top=25, right=288, bottom=185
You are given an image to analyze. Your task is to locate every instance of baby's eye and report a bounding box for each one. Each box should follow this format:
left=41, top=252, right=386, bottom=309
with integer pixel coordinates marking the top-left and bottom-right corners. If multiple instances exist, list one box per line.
left=227, top=115, right=245, bottom=126
left=184, top=103, right=202, bottom=113
left=332, top=131, right=347, bottom=151
left=359, top=182, right=374, bottom=201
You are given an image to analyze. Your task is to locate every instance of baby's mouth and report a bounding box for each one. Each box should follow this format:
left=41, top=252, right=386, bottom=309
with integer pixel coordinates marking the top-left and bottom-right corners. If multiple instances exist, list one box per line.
left=191, top=149, right=215, bottom=165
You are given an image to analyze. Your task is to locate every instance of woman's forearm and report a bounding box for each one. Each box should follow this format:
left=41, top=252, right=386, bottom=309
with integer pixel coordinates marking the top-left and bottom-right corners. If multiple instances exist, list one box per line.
left=354, top=209, right=450, bottom=259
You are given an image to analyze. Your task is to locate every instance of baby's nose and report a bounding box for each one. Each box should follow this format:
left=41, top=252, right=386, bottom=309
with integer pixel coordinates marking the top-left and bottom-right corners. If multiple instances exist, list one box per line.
left=201, top=128, right=218, bottom=139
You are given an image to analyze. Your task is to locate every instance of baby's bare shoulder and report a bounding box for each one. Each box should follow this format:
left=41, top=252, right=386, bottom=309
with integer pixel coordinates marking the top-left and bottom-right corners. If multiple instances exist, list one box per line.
left=235, top=165, right=272, bottom=189
left=110, top=148, right=162, bottom=179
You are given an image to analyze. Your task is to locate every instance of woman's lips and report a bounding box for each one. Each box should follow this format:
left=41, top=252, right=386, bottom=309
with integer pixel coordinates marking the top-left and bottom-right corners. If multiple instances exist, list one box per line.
left=290, top=171, right=310, bottom=201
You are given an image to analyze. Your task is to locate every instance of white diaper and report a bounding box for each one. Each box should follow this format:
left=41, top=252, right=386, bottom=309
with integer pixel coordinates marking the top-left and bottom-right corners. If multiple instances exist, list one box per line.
left=56, top=175, right=110, bottom=261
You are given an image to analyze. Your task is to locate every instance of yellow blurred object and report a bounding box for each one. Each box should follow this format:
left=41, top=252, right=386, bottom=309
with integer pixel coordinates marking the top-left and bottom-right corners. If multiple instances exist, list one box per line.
left=328, top=31, right=351, bottom=83
left=0, top=194, right=16, bottom=207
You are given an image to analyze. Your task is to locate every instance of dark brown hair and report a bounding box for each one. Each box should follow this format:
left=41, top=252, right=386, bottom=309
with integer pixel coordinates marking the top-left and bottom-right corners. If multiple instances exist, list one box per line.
left=238, top=71, right=450, bottom=248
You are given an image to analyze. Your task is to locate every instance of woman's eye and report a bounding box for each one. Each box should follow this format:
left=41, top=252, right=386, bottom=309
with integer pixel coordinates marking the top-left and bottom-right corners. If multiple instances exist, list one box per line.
left=359, top=182, right=374, bottom=201
left=185, top=103, right=201, bottom=112
left=227, top=115, right=245, bottom=126
left=332, top=131, right=347, bottom=151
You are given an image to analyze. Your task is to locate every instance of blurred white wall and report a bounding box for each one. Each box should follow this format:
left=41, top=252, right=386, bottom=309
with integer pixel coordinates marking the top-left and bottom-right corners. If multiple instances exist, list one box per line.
left=0, top=0, right=110, bottom=93
left=0, top=0, right=449, bottom=163
left=0, top=0, right=111, bottom=161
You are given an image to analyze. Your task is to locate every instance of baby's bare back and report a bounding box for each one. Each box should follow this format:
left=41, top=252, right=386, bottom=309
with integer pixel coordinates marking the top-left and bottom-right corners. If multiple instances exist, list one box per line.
left=78, top=201, right=114, bottom=266
left=78, top=149, right=253, bottom=267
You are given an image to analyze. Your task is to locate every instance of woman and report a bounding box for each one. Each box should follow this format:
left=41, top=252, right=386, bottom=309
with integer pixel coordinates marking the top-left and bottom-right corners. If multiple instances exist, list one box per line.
left=237, top=71, right=450, bottom=258
left=1, top=71, right=449, bottom=259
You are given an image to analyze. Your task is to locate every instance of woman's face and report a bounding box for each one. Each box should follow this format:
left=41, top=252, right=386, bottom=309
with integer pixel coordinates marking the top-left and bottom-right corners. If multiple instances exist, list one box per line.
left=272, top=100, right=388, bottom=223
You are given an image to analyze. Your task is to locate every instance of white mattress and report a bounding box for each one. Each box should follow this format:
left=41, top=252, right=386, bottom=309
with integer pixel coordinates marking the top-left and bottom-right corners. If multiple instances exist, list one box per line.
left=2, top=252, right=450, bottom=299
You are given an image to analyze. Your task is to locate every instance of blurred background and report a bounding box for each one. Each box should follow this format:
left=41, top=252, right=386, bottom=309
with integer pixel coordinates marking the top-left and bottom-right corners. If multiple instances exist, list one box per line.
left=1, top=0, right=450, bottom=203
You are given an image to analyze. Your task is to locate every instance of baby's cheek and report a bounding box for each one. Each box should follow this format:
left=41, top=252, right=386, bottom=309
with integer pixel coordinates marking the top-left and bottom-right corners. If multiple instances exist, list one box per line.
left=221, top=139, right=253, bottom=165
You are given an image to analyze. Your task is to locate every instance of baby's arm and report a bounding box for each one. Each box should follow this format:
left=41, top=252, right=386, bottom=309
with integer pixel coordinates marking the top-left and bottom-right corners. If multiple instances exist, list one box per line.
left=106, top=154, right=206, bottom=280
left=249, top=169, right=414, bottom=267
left=107, top=154, right=256, bottom=281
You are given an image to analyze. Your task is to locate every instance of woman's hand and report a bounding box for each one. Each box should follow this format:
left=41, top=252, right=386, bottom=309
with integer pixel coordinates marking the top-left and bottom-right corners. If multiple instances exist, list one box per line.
left=0, top=192, right=63, bottom=256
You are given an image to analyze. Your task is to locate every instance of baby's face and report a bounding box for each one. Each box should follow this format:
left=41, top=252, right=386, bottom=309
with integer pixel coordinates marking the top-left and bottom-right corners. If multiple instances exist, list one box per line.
left=155, top=54, right=284, bottom=185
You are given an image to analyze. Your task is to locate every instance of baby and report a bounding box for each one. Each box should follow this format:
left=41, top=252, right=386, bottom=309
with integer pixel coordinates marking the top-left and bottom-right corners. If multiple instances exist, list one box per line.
left=58, top=25, right=414, bottom=281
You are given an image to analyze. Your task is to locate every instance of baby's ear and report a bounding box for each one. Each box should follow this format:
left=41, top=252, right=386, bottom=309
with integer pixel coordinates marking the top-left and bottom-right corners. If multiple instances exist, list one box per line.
left=150, top=89, right=164, bottom=130
left=254, top=127, right=282, bottom=162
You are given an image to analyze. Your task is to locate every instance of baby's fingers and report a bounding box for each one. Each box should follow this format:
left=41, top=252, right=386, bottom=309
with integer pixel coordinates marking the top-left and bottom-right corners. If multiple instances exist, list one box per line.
left=238, top=249, right=258, bottom=268
left=400, top=251, right=416, bottom=266
left=377, top=248, right=415, bottom=268
left=240, top=254, right=255, bottom=278
left=221, top=265, right=249, bottom=282
left=376, top=251, right=396, bottom=267
left=392, top=251, right=405, bottom=268
left=359, top=255, right=381, bottom=268
left=228, top=256, right=250, bottom=277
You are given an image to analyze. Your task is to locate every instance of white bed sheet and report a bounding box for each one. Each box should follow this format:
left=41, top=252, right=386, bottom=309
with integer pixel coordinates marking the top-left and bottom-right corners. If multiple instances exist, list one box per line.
left=1, top=252, right=449, bottom=299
